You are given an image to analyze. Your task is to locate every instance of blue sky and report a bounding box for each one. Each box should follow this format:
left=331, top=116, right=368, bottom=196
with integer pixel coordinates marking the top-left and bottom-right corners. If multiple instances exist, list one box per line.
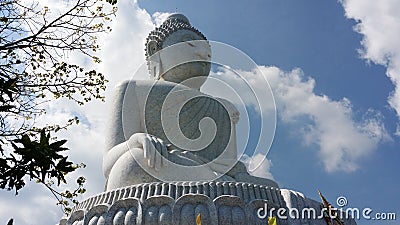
left=139, top=1, right=400, bottom=224
left=139, top=0, right=398, bottom=222
left=0, top=0, right=399, bottom=224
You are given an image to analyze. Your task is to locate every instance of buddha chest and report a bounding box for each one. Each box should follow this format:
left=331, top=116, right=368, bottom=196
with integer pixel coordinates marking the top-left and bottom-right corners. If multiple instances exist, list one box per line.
left=143, top=81, right=232, bottom=161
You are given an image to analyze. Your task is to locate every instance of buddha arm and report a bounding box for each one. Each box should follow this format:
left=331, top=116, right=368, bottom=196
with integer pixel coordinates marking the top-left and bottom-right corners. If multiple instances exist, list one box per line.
left=103, top=81, right=143, bottom=177
left=209, top=98, right=240, bottom=171
left=103, top=81, right=170, bottom=177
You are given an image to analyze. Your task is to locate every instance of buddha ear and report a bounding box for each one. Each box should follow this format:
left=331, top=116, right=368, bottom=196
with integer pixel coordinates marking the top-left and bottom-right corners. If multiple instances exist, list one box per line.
left=150, top=59, right=160, bottom=79
left=147, top=41, right=162, bottom=79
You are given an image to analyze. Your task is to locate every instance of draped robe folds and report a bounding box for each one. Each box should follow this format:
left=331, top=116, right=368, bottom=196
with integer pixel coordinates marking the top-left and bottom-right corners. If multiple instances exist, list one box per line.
left=143, top=81, right=232, bottom=163
left=104, top=80, right=241, bottom=189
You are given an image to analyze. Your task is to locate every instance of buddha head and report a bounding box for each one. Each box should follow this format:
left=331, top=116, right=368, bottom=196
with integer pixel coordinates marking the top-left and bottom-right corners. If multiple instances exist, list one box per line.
left=145, top=14, right=211, bottom=89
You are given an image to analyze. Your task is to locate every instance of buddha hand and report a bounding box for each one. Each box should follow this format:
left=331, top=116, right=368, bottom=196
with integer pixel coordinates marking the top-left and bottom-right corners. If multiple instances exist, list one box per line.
left=127, top=133, right=169, bottom=171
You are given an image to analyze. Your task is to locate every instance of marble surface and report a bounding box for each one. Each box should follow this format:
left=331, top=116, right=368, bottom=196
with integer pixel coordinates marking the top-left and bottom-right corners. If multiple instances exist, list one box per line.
left=103, top=13, right=271, bottom=190
left=60, top=13, right=357, bottom=225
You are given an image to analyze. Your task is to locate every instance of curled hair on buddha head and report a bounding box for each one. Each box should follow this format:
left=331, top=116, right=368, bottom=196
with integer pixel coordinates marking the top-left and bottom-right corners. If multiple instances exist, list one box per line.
left=145, top=13, right=207, bottom=79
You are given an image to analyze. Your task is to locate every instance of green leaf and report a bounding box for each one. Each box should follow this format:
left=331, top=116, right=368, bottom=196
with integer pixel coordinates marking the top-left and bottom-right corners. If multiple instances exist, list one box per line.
left=7, top=218, right=13, bottom=225
left=49, top=139, right=68, bottom=150
left=0, top=105, right=15, bottom=112
left=0, top=17, right=8, bottom=23
left=78, top=188, right=86, bottom=194
left=39, top=129, right=48, bottom=145
left=107, top=0, right=118, bottom=5
left=76, top=176, right=86, bottom=185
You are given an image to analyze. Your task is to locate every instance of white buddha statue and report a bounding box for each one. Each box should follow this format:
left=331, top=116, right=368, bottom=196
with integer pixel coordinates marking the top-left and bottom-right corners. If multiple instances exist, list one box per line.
left=103, top=14, right=277, bottom=191
left=59, top=14, right=357, bottom=225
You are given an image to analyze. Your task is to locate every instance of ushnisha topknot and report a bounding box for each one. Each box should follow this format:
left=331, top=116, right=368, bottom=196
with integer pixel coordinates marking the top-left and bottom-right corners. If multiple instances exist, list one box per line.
left=144, top=13, right=207, bottom=60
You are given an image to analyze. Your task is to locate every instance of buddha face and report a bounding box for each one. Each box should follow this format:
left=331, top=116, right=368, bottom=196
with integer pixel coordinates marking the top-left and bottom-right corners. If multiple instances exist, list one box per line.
left=158, top=29, right=211, bottom=89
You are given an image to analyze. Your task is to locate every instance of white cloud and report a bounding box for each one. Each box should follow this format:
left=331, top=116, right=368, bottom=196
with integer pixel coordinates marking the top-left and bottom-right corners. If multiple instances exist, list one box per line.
left=339, top=0, right=400, bottom=133
left=0, top=184, right=61, bottom=225
left=241, top=154, right=275, bottom=180
left=152, top=12, right=173, bottom=27
left=262, top=66, right=391, bottom=172
left=97, top=1, right=153, bottom=87
left=205, top=66, right=390, bottom=173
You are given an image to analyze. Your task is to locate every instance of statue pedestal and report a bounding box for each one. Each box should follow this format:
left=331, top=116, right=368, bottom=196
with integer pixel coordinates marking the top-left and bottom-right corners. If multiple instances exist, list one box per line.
left=59, top=181, right=356, bottom=225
